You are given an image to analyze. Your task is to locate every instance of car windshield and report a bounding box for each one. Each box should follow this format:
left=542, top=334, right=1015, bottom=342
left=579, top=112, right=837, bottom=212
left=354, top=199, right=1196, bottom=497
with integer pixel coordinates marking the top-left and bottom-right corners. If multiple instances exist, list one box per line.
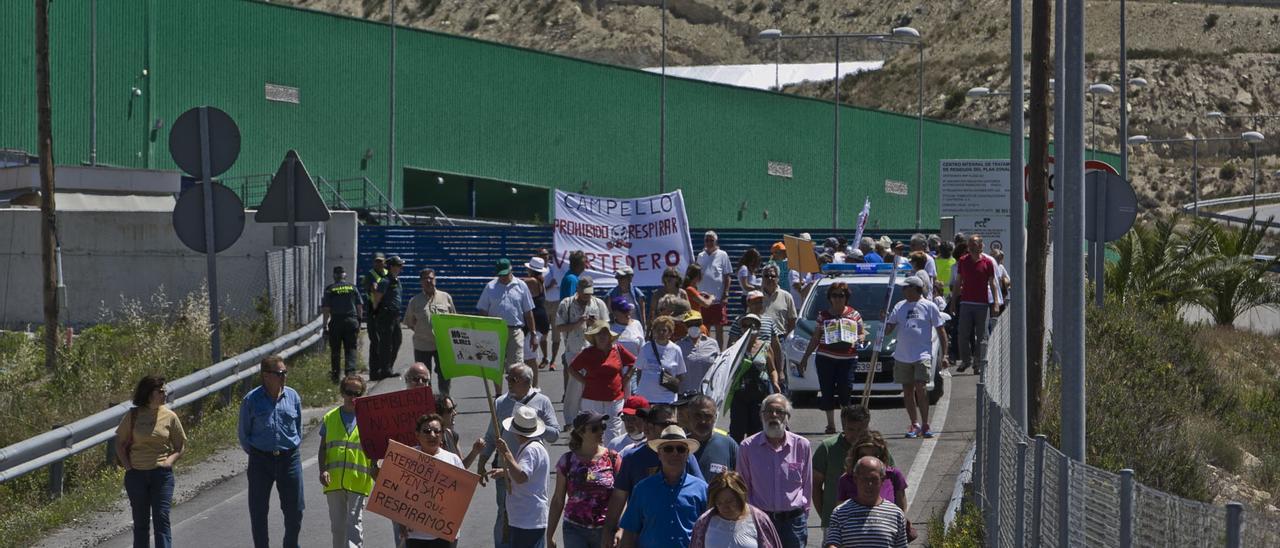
left=803, top=282, right=904, bottom=323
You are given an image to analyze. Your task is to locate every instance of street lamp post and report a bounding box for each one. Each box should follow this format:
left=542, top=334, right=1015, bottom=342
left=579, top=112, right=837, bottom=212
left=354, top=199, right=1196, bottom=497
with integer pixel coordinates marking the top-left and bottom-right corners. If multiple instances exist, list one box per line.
left=660, top=0, right=667, bottom=193
left=759, top=27, right=921, bottom=229
left=1128, top=131, right=1265, bottom=217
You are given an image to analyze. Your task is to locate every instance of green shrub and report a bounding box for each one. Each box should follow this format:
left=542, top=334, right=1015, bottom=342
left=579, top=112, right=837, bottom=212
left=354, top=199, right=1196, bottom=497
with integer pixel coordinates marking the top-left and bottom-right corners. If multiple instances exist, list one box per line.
left=926, top=498, right=984, bottom=547
left=1219, top=162, right=1238, bottom=180
left=944, top=90, right=966, bottom=111
left=1205, top=13, right=1220, bottom=32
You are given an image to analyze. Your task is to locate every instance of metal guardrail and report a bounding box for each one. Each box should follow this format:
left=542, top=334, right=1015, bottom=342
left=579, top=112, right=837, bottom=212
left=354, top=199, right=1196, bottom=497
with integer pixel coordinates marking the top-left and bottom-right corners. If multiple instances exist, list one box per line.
left=1180, top=192, right=1280, bottom=212
left=0, top=317, right=323, bottom=487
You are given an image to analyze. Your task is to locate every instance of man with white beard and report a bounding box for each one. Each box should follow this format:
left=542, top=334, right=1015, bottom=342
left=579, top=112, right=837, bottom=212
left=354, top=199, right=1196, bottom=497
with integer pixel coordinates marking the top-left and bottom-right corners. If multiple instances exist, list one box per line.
left=737, top=394, right=812, bottom=548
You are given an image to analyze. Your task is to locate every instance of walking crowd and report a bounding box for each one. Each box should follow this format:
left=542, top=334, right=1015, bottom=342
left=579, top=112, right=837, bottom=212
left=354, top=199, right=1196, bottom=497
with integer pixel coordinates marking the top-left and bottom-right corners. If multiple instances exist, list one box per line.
left=116, top=229, right=1009, bottom=548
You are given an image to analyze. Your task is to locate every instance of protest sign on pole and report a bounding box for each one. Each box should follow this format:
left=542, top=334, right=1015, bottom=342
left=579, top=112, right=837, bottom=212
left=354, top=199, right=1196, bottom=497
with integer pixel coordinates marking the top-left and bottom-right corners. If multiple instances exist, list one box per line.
left=431, top=313, right=509, bottom=384
left=702, top=329, right=754, bottom=413
left=366, top=440, right=481, bottom=542
left=552, top=189, right=693, bottom=287
left=784, top=235, right=819, bottom=274
left=853, top=197, right=872, bottom=245
left=354, top=386, right=436, bottom=460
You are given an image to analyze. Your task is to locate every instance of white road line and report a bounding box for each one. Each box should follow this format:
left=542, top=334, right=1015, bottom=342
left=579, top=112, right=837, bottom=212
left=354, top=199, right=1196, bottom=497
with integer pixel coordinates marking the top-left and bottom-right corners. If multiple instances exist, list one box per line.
left=174, top=456, right=319, bottom=530
left=905, top=371, right=951, bottom=511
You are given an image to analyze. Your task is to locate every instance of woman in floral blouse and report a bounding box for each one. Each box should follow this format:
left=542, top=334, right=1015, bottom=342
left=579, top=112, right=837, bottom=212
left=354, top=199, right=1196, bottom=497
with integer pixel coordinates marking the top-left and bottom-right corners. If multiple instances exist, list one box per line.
left=546, top=410, right=623, bottom=548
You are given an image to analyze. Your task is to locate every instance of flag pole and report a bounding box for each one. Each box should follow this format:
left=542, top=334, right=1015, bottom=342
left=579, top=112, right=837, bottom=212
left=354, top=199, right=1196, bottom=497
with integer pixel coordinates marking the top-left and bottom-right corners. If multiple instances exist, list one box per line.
left=860, top=258, right=902, bottom=408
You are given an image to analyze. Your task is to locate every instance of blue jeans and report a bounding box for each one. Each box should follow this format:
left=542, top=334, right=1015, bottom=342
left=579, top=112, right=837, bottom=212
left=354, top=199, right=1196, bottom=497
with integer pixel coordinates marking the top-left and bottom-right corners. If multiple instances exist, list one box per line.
left=561, top=521, right=602, bottom=548
left=124, top=467, right=175, bottom=548
left=247, top=449, right=304, bottom=548
left=815, top=354, right=855, bottom=411
left=508, top=526, right=546, bottom=548
left=767, top=510, right=808, bottom=548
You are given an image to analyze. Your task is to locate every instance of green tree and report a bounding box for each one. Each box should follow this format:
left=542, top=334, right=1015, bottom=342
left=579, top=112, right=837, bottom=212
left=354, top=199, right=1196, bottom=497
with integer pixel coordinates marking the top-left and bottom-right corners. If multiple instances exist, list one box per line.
left=1187, top=215, right=1280, bottom=326
left=1105, top=216, right=1205, bottom=310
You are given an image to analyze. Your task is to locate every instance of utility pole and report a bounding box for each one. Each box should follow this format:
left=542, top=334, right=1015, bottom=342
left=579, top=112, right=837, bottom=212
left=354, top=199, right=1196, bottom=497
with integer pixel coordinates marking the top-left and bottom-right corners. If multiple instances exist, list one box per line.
left=36, top=0, right=60, bottom=373
left=1026, top=0, right=1052, bottom=432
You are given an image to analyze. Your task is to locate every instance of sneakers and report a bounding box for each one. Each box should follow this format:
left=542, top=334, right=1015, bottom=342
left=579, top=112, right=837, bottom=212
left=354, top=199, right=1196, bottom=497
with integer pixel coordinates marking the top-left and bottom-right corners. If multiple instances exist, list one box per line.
left=922, top=424, right=936, bottom=438
left=956, top=362, right=971, bottom=373
left=905, top=423, right=921, bottom=439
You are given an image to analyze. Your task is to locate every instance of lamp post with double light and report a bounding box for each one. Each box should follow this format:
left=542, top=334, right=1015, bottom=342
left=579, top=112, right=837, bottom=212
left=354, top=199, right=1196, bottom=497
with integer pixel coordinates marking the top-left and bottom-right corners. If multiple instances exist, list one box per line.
left=758, top=27, right=921, bottom=229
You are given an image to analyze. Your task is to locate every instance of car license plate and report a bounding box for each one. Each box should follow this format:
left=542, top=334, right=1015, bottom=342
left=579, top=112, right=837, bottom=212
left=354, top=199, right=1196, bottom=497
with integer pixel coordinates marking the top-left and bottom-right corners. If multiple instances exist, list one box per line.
left=854, top=362, right=883, bottom=373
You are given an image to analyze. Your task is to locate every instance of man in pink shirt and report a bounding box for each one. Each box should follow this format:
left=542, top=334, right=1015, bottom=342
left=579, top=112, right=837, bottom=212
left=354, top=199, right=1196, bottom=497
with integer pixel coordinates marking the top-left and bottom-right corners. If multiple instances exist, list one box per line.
left=738, top=394, right=812, bottom=548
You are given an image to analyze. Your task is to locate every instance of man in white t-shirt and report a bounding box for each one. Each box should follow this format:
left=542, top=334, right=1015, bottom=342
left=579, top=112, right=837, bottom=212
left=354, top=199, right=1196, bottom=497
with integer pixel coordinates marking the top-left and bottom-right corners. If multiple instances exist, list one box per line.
left=695, top=231, right=732, bottom=347
left=884, top=276, right=948, bottom=440
left=487, top=405, right=551, bottom=548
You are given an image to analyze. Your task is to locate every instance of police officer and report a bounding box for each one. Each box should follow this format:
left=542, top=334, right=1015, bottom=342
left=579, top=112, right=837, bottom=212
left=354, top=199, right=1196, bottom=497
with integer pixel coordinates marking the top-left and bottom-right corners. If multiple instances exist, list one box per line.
left=370, top=255, right=404, bottom=380
left=321, top=266, right=363, bottom=383
left=361, top=253, right=387, bottom=374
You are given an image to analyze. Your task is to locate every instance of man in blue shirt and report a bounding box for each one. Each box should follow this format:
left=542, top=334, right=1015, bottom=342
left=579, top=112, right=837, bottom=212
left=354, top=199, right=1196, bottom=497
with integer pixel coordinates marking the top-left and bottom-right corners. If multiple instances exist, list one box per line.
left=618, top=426, right=708, bottom=548
left=602, top=405, right=702, bottom=547
left=238, top=355, right=304, bottom=548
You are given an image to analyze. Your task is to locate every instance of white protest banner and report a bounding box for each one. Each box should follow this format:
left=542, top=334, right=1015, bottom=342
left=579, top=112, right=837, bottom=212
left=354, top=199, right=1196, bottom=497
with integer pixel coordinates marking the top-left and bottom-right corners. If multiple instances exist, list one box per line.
left=553, top=189, right=693, bottom=288
left=701, top=329, right=753, bottom=412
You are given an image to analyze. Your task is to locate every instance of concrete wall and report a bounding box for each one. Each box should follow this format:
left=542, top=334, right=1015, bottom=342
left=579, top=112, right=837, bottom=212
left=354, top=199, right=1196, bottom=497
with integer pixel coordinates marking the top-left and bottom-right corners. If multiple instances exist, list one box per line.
left=0, top=208, right=357, bottom=329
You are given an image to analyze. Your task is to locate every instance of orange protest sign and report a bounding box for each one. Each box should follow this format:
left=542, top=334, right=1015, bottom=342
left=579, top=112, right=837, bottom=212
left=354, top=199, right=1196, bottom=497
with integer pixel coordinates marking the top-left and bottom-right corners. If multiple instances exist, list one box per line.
left=354, top=386, right=436, bottom=460
left=366, top=440, right=480, bottom=542
left=785, top=235, right=820, bottom=273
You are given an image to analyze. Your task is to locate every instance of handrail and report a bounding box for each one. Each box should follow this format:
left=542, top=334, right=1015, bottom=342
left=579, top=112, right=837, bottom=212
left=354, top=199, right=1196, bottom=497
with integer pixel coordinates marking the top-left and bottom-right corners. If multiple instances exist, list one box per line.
left=0, top=317, right=323, bottom=484
left=400, top=205, right=456, bottom=226
left=314, top=175, right=356, bottom=212
left=324, top=176, right=411, bottom=226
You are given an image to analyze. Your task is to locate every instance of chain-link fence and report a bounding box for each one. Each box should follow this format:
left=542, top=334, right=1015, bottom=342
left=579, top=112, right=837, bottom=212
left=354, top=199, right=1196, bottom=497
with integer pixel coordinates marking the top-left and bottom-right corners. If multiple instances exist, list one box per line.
left=266, top=227, right=326, bottom=334
left=970, top=252, right=1280, bottom=546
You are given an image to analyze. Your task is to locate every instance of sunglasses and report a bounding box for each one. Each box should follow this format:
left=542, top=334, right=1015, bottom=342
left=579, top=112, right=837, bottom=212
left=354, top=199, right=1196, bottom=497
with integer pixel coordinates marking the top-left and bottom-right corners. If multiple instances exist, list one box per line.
left=660, top=445, right=689, bottom=454
left=267, top=370, right=288, bottom=377
left=342, top=390, right=362, bottom=398
left=418, top=427, right=442, bottom=435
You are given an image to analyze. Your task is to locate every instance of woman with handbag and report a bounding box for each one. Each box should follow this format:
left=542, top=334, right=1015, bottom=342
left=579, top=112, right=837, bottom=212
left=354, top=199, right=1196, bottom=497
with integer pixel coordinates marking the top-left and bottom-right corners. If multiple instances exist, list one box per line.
left=115, top=375, right=187, bottom=548
left=566, top=320, right=637, bottom=441
left=634, top=315, right=687, bottom=404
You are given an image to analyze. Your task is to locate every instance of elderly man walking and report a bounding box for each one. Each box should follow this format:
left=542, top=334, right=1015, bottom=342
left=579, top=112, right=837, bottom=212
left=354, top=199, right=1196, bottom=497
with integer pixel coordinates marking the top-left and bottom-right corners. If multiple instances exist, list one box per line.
left=602, top=404, right=704, bottom=548
left=556, top=276, right=609, bottom=424
left=885, top=276, right=948, bottom=439
left=479, top=364, right=561, bottom=548
left=738, top=394, right=811, bottom=548
left=477, top=258, right=538, bottom=390
left=695, top=231, right=732, bottom=347
left=403, top=268, right=455, bottom=395
left=238, top=355, right=304, bottom=548
left=618, top=426, right=709, bottom=548
left=823, top=457, right=908, bottom=548
left=679, top=394, right=738, bottom=482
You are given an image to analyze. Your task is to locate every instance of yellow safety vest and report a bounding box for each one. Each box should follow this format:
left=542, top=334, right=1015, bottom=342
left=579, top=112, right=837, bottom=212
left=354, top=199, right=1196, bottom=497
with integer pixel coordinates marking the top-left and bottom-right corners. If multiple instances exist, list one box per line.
left=936, top=257, right=957, bottom=295
left=322, top=408, right=375, bottom=496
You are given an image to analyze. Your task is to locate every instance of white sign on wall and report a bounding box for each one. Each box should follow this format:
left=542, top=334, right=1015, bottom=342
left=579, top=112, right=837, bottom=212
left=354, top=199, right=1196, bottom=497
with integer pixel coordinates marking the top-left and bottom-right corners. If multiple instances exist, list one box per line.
left=940, top=159, right=1011, bottom=251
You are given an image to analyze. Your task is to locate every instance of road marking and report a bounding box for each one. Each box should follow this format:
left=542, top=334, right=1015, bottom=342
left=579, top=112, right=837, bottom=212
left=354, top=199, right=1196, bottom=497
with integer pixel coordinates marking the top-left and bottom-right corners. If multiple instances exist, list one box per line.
left=905, top=372, right=951, bottom=511
left=173, top=456, right=319, bottom=530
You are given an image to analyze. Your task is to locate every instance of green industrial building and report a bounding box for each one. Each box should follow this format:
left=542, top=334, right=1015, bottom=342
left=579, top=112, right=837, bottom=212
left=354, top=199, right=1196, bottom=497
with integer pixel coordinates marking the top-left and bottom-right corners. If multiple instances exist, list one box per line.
left=2, top=0, right=1092, bottom=229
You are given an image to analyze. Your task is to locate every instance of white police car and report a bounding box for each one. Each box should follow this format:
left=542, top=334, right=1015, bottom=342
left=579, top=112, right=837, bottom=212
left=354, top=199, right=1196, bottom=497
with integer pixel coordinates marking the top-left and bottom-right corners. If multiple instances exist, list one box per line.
left=782, top=262, right=945, bottom=404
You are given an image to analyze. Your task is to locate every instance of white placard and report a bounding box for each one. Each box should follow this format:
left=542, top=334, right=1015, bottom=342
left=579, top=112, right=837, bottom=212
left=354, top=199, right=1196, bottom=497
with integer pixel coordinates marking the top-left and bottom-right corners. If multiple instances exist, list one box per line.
left=941, top=159, right=1012, bottom=251
left=553, top=189, right=694, bottom=288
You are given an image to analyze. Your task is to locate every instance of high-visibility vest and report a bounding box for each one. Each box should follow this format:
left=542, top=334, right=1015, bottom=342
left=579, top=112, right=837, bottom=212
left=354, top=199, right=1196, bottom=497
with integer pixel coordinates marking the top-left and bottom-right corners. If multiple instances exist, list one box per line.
left=322, top=408, right=374, bottom=496
left=936, top=257, right=957, bottom=295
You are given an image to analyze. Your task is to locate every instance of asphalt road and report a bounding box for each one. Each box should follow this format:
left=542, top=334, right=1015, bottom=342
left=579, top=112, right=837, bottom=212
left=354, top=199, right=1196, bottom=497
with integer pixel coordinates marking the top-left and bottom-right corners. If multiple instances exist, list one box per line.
left=92, top=328, right=977, bottom=547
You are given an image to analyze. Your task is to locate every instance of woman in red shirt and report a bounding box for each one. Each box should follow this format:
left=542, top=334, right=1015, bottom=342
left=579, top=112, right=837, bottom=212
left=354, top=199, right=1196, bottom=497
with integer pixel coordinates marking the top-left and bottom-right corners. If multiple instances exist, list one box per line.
left=567, top=320, right=637, bottom=441
left=682, top=264, right=715, bottom=313
left=798, top=282, right=865, bottom=434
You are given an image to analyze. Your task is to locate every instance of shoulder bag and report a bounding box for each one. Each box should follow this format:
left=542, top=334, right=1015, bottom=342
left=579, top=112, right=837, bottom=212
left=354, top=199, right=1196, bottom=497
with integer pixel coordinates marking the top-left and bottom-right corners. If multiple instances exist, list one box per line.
left=651, top=340, right=681, bottom=393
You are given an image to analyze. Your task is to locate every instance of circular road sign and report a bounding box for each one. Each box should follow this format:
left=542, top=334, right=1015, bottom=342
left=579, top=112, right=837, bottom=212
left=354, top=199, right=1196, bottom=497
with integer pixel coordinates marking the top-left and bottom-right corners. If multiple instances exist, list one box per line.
left=172, top=182, right=246, bottom=253
left=168, top=106, right=241, bottom=179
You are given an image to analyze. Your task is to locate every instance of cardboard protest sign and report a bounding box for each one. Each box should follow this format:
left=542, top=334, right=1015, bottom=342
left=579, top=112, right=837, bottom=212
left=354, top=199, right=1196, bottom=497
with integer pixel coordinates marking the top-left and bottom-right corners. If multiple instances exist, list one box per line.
left=784, top=235, right=819, bottom=274
left=366, top=440, right=480, bottom=542
left=354, top=386, right=435, bottom=460
left=431, top=313, right=508, bottom=384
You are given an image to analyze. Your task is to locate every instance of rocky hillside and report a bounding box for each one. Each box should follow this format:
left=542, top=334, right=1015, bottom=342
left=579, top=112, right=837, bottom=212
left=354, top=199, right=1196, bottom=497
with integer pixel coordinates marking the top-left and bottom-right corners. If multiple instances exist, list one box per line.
left=277, top=0, right=1280, bottom=216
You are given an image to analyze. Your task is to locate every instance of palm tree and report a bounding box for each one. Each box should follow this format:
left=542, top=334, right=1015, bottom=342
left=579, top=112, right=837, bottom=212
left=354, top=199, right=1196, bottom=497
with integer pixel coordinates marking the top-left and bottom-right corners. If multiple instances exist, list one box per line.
left=1187, top=215, right=1280, bottom=326
left=1104, top=216, right=1205, bottom=310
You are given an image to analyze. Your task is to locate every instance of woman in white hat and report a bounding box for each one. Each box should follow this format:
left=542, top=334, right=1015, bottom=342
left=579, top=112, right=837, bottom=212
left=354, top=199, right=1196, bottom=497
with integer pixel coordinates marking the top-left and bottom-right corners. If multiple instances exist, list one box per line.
left=489, top=405, right=552, bottom=548
left=525, top=256, right=553, bottom=372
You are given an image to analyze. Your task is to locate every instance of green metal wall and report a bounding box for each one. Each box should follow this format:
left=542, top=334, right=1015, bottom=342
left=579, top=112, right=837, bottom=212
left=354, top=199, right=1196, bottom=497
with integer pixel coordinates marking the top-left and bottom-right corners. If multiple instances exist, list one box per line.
left=1, top=0, right=1119, bottom=229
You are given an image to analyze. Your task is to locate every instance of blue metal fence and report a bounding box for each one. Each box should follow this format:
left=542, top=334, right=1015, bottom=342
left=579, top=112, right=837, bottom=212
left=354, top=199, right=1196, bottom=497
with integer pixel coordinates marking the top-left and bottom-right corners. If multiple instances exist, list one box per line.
left=357, top=226, right=921, bottom=318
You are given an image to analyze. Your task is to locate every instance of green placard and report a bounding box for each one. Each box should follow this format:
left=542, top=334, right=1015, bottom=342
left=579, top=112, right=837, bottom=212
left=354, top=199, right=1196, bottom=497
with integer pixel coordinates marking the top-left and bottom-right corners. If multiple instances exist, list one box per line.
left=431, top=314, right=509, bottom=384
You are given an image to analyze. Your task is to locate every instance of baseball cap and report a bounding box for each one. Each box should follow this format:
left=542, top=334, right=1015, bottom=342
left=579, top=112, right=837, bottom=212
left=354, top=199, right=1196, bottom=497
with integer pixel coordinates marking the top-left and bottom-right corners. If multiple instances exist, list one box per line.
left=386, top=255, right=405, bottom=267
left=495, top=258, right=512, bottom=275
left=621, top=395, right=650, bottom=416
left=904, top=275, right=927, bottom=289
left=373, top=252, right=386, bottom=261
left=616, top=265, right=635, bottom=277
left=771, top=242, right=786, bottom=253
left=746, top=290, right=765, bottom=301
left=849, top=248, right=865, bottom=259
left=682, top=310, right=703, bottom=323
left=578, top=276, right=595, bottom=292
left=573, top=410, right=608, bottom=430
left=333, top=266, right=345, bottom=274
